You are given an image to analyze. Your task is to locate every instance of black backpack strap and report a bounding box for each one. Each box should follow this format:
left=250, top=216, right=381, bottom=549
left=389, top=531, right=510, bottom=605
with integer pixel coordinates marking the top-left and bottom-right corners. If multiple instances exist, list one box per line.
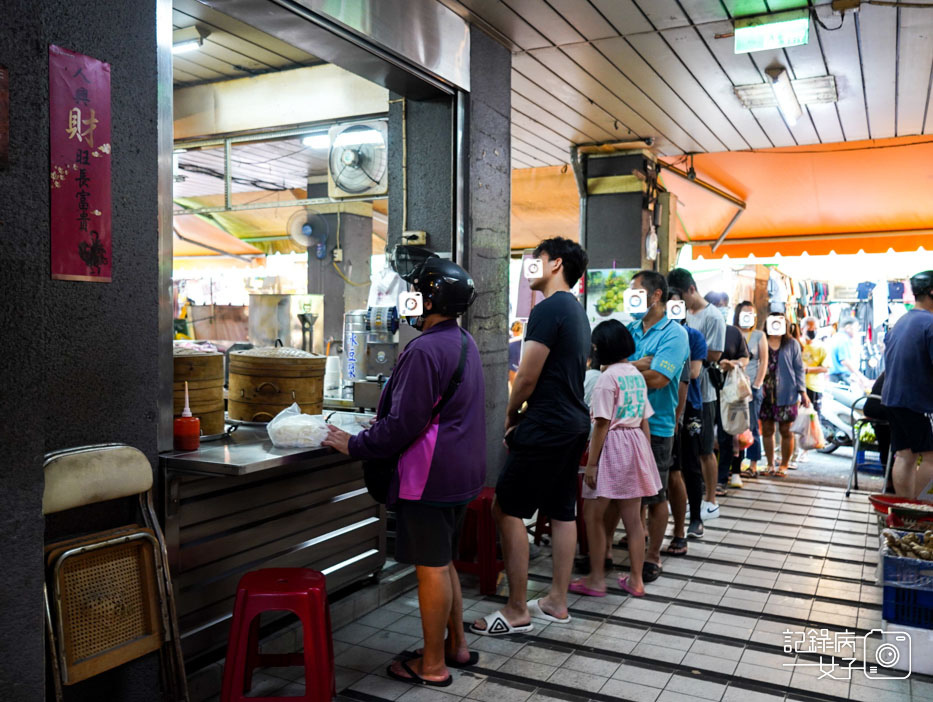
left=432, top=328, right=468, bottom=418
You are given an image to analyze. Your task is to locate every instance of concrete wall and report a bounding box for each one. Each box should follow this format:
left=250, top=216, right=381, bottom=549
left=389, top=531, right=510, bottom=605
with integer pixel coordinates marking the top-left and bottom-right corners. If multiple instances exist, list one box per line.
left=464, top=28, right=511, bottom=483
left=0, top=1, right=163, bottom=700
left=308, top=212, right=374, bottom=344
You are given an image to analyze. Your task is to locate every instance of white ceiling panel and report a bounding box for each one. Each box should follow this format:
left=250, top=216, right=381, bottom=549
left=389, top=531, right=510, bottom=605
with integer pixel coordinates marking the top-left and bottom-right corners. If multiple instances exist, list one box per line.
left=856, top=3, right=898, bottom=139
left=812, top=9, right=869, bottom=142
left=896, top=6, right=933, bottom=136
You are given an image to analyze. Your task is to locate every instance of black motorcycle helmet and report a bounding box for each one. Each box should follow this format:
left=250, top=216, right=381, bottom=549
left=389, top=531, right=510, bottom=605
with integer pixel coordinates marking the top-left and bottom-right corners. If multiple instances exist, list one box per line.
left=409, top=257, right=477, bottom=319
left=910, top=270, right=933, bottom=299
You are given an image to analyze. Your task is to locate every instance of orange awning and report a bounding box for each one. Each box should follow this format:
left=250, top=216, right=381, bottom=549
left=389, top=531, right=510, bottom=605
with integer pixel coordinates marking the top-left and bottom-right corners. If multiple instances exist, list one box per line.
left=663, top=136, right=933, bottom=258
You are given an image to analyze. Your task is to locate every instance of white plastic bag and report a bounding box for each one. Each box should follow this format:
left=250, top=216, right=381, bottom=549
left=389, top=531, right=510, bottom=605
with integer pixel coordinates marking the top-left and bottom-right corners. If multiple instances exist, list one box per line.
left=792, top=408, right=825, bottom=450
left=721, top=368, right=752, bottom=404
left=720, top=398, right=750, bottom=436
left=267, top=403, right=330, bottom=448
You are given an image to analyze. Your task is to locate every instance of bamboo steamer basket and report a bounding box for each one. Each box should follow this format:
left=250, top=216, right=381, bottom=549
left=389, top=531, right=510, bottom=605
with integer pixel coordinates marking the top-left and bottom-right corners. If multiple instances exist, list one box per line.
left=228, top=347, right=325, bottom=423
left=173, top=349, right=225, bottom=435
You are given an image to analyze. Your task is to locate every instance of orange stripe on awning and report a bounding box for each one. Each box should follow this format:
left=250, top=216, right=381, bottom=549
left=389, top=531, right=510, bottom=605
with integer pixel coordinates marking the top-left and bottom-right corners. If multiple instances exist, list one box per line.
left=690, top=229, right=933, bottom=258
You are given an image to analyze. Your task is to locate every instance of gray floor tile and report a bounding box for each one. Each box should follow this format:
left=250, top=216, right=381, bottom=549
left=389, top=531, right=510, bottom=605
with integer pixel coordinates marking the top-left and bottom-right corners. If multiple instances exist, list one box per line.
left=355, top=607, right=406, bottom=629
left=335, top=665, right=366, bottom=691
left=468, top=679, right=536, bottom=702
left=384, top=614, right=426, bottom=637
left=601, top=677, right=662, bottom=701
left=335, top=645, right=396, bottom=673
left=631, top=642, right=687, bottom=665
left=612, top=661, right=673, bottom=688
left=721, top=686, right=784, bottom=702
left=348, top=672, right=412, bottom=700
left=563, top=652, right=620, bottom=677
left=498, top=657, right=558, bottom=680
left=398, top=684, right=464, bottom=702
left=362, top=630, right=421, bottom=654
left=641, top=630, right=696, bottom=651
left=655, top=691, right=717, bottom=702
left=473, top=651, right=510, bottom=670
left=787, top=666, right=851, bottom=698
left=547, top=666, right=610, bottom=693
left=334, top=622, right=381, bottom=645
left=514, top=643, right=573, bottom=667
left=471, top=636, right=526, bottom=657
left=664, top=673, right=727, bottom=701
left=681, top=652, right=737, bottom=675
left=733, top=661, right=792, bottom=687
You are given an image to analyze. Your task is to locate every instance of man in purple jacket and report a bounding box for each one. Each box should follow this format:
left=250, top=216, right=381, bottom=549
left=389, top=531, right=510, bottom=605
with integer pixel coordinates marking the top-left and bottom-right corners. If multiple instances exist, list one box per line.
left=324, top=257, right=485, bottom=688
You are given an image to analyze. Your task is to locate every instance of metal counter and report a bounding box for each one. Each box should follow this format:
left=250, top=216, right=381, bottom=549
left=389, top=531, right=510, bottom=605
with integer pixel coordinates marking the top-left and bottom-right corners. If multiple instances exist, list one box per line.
left=159, top=427, right=385, bottom=661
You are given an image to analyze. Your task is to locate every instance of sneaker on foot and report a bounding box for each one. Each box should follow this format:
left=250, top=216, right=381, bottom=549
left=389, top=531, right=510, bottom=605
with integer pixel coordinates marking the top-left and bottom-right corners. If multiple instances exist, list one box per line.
left=687, top=520, right=705, bottom=538
left=700, top=500, right=720, bottom=521
left=729, top=474, right=743, bottom=489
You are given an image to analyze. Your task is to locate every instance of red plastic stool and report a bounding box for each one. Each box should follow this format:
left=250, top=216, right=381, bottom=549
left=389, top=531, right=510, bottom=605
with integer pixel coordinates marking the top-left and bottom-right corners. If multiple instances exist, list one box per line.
left=220, top=568, right=335, bottom=702
left=453, top=487, right=504, bottom=596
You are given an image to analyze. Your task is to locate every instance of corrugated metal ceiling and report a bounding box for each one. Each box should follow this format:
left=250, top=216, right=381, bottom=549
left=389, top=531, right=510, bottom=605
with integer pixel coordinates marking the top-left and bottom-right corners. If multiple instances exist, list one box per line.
left=437, top=0, right=933, bottom=167
left=172, top=0, right=320, bottom=85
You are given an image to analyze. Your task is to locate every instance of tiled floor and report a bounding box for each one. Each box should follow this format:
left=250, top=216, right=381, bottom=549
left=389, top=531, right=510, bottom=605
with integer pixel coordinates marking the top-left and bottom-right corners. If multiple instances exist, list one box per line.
left=234, top=480, right=933, bottom=701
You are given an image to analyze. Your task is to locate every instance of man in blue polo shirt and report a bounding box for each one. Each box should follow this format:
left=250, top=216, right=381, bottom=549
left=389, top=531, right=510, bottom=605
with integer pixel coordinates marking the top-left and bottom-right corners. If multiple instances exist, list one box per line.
left=625, top=270, right=689, bottom=583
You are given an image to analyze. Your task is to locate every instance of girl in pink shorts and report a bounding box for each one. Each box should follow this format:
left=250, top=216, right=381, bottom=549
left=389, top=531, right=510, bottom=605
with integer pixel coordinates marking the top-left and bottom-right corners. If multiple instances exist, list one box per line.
left=571, top=320, right=660, bottom=597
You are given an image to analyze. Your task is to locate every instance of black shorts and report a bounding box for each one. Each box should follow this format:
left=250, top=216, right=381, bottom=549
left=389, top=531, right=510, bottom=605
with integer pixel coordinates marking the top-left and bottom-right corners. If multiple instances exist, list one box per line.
left=887, top=406, right=933, bottom=455
left=644, top=434, right=675, bottom=506
left=700, top=401, right=717, bottom=456
left=496, top=422, right=588, bottom=522
left=395, top=500, right=468, bottom=567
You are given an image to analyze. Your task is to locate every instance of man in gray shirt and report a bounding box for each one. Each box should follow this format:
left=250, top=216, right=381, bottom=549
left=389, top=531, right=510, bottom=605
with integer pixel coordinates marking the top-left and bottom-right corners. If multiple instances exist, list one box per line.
left=668, top=269, right=725, bottom=522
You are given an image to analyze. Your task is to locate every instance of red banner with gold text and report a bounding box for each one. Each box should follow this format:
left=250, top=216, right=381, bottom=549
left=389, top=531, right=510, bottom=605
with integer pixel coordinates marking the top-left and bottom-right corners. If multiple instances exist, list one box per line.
left=49, top=45, right=112, bottom=282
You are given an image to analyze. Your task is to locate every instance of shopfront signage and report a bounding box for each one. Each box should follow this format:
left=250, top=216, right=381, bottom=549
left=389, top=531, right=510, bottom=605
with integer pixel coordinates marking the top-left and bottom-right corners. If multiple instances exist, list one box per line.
left=0, top=66, right=8, bottom=170
left=49, top=45, right=112, bottom=282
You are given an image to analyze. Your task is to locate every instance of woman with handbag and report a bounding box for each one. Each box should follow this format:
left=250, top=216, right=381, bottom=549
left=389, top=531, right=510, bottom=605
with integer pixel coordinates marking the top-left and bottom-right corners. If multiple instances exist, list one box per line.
left=759, top=314, right=811, bottom=477
left=324, top=257, right=485, bottom=688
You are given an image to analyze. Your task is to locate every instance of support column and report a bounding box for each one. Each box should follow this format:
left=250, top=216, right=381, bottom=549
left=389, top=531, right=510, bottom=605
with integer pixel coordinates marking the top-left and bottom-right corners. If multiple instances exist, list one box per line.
left=464, top=27, right=511, bottom=484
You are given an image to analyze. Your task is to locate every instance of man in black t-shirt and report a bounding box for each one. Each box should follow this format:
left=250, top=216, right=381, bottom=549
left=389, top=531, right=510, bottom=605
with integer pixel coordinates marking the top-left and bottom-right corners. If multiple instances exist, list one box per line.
left=472, top=237, right=590, bottom=637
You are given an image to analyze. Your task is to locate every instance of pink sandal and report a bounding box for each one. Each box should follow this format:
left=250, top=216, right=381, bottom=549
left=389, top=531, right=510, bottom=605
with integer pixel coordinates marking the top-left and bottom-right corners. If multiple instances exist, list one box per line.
left=618, top=576, right=645, bottom=598
left=569, top=580, right=607, bottom=598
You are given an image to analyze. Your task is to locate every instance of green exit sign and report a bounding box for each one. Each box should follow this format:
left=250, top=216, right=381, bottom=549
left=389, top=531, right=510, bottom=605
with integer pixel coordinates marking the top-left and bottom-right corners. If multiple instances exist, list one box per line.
left=734, top=9, right=810, bottom=54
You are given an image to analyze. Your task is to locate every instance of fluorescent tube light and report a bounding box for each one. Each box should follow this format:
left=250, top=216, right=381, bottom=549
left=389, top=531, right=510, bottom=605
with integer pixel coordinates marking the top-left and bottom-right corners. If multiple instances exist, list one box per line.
left=766, top=67, right=802, bottom=127
left=172, top=41, right=201, bottom=55
left=173, top=26, right=210, bottom=55
left=302, top=133, right=330, bottom=150
left=735, top=75, right=837, bottom=109
left=735, top=9, right=809, bottom=54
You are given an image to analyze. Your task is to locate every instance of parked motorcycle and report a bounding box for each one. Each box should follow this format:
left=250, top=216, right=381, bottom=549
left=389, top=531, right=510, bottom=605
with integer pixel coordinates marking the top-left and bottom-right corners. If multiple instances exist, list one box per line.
left=818, top=381, right=869, bottom=454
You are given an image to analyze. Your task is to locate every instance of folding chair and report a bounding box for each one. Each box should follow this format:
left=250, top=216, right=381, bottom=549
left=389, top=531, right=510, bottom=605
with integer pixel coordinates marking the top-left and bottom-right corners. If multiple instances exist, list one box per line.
left=845, top=395, right=894, bottom=497
left=42, top=444, right=188, bottom=701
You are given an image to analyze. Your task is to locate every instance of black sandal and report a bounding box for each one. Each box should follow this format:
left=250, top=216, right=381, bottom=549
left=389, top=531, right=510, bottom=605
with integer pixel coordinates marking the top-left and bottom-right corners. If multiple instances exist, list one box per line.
left=642, top=562, right=662, bottom=583
left=665, top=537, right=688, bottom=556
left=387, top=660, right=453, bottom=687
left=410, top=649, right=478, bottom=669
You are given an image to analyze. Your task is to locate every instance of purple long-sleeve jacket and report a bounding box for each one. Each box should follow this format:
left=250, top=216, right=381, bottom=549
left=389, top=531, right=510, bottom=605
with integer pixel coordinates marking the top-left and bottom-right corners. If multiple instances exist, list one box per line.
left=347, top=319, right=486, bottom=504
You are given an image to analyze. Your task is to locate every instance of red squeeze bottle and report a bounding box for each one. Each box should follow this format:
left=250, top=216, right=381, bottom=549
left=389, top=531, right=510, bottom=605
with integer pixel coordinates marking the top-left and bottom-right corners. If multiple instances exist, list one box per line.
left=173, top=381, right=201, bottom=451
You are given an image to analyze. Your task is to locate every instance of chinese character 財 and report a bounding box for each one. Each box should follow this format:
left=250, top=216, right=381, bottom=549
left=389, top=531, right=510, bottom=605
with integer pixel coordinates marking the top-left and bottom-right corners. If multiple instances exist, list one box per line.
left=65, top=107, right=98, bottom=149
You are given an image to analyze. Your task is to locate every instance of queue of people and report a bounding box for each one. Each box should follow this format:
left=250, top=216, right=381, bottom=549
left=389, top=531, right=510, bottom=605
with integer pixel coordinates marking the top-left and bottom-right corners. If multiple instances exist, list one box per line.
left=322, top=244, right=933, bottom=686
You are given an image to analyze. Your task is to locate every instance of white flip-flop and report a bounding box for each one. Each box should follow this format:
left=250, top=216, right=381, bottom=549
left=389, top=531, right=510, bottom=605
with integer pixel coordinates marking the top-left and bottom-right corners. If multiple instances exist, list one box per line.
left=527, top=599, right=572, bottom=624
left=469, top=610, right=534, bottom=637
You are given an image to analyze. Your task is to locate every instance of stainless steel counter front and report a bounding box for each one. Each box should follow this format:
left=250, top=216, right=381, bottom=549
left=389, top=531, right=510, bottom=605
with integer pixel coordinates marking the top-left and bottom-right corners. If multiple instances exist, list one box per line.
left=160, top=428, right=385, bottom=661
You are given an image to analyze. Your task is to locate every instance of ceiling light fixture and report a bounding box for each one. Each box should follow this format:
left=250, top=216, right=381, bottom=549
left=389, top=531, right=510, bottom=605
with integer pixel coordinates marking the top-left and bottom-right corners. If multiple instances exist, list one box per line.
left=734, top=9, right=809, bottom=54
left=766, top=67, right=803, bottom=126
left=173, top=26, right=210, bottom=55
left=735, top=75, right=837, bottom=110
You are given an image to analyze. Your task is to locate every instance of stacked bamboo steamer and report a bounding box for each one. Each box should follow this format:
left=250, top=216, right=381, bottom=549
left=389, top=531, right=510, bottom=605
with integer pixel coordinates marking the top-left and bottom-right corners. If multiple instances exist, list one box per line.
left=228, top=346, right=325, bottom=423
left=173, top=348, right=225, bottom=435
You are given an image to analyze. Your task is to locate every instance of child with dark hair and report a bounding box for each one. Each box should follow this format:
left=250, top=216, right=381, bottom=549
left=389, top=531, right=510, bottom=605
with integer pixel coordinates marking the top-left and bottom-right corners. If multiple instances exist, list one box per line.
left=571, top=320, right=660, bottom=598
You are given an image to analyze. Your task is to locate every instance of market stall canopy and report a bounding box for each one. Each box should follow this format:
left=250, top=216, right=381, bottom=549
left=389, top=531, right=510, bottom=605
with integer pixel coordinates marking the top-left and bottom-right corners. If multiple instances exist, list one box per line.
left=173, top=215, right=263, bottom=258
left=510, top=137, right=933, bottom=257
left=665, top=136, right=933, bottom=258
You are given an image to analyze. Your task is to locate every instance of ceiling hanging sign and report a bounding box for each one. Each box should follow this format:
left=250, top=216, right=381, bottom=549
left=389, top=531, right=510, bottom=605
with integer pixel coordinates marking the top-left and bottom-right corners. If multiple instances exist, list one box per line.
left=734, top=9, right=810, bottom=54
left=49, top=45, right=112, bottom=282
